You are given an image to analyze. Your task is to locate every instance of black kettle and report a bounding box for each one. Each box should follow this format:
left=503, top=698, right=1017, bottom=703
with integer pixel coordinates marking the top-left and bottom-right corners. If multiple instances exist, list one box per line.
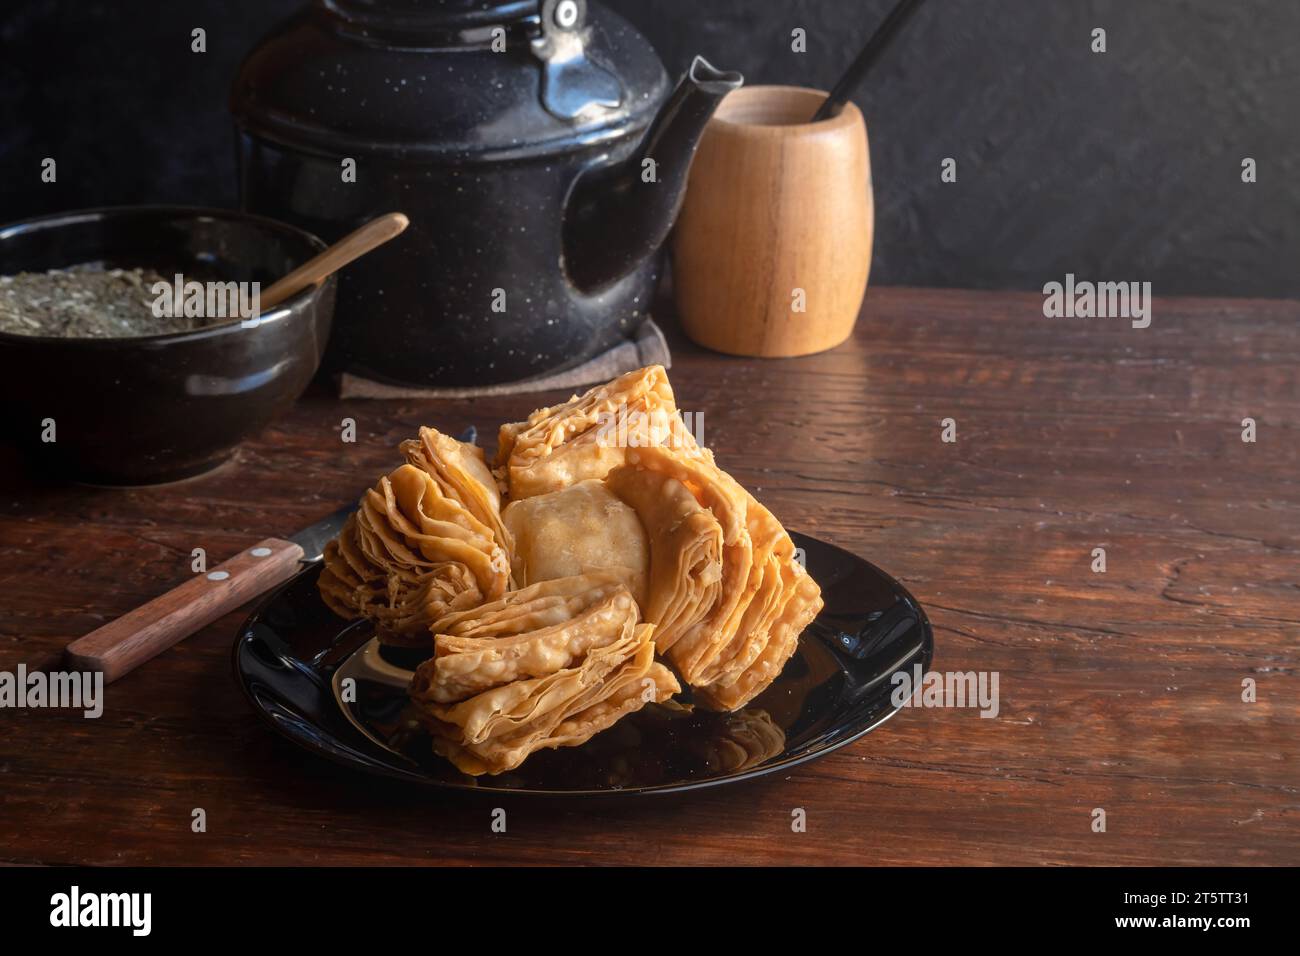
left=231, top=0, right=742, bottom=386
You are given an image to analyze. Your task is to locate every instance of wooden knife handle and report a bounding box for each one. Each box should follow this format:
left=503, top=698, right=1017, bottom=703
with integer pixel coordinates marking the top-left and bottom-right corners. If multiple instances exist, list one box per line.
left=65, top=537, right=305, bottom=684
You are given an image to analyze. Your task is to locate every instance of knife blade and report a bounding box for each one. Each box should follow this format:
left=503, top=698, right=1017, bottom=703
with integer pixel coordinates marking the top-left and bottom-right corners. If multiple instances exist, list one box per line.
left=287, top=503, right=355, bottom=564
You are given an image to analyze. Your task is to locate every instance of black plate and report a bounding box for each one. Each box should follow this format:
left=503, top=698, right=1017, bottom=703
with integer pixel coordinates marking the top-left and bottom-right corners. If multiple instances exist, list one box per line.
left=233, top=532, right=934, bottom=796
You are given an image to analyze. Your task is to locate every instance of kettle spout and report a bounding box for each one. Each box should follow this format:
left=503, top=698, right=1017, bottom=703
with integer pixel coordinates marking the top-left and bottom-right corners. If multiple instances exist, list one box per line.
left=562, top=55, right=743, bottom=291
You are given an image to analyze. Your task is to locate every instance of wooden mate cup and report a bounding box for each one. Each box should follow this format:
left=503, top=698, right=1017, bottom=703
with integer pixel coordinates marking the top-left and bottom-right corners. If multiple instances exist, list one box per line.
left=672, top=86, right=873, bottom=358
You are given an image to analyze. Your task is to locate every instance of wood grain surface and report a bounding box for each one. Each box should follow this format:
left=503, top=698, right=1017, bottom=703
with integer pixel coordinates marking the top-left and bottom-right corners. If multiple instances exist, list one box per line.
left=1, top=286, right=1296, bottom=866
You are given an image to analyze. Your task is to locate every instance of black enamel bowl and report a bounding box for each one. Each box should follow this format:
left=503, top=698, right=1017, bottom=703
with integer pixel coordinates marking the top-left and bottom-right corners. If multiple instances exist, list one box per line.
left=234, top=532, right=934, bottom=796
left=0, top=206, right=335, bottom=484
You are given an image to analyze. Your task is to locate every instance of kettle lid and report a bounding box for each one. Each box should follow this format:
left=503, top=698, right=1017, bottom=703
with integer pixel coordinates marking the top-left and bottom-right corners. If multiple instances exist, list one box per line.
left=231, top=0, right=669, bottom=161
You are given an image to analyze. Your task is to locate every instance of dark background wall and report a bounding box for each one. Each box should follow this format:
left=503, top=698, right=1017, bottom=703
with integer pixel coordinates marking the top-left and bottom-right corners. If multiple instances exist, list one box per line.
left=2, top=0, right=1296, bottom=298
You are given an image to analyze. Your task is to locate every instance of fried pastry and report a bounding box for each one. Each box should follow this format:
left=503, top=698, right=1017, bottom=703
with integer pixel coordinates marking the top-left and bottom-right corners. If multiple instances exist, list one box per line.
left=401, top=425, right=513, bottom=557
left=318, top=520, right=485, bottom=640
left=425, top=641, right=679, bottom=777
left=409, top=575, right=679, bottom=775
left=418, top=573, right=634, bottom=703
left=494, top=364, right=680, bottom=500
left=319, top=363, right=824, bottom=774
left=318, top=460, right=511, bottom=645
left=610, top=445, right=753, bottom=685
left=602, top=465, right=723, bottom=654
left=696, top=495, right=793, bottom=688
left=695, top=562, right=822, bottom=711
left=502, top=479, right=649, bottom=605
left=606, top=442, right=823, bottom=711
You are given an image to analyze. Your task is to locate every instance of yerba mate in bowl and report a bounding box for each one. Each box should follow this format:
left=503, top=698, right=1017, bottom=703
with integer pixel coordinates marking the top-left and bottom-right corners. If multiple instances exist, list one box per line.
left=0, top=206, right=334, bottom=484
left=0, top=264, right=217, bottom=338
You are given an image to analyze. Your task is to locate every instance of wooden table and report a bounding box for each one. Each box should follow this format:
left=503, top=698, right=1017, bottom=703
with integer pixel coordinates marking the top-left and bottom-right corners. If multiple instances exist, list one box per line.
left=2, top=287, right=1296, bottom=866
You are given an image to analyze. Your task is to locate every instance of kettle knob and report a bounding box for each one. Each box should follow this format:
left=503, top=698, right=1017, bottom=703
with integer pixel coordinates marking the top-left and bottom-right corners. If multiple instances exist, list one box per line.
left=531, top=0, right=624, bottom=122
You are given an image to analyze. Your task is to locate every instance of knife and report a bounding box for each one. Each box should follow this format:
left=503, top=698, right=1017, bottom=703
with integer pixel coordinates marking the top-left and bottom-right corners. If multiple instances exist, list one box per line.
left=64, top=503, right=354, bottom=684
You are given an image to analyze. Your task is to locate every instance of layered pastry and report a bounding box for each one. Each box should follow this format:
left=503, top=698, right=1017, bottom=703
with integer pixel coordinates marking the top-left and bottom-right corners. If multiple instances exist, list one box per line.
left=409, top=575, right=679, bottom=775
left=318, top=430, right=511, bottom=645
left=401, top=425, right=513, bottom=555
left=494, top=364, right=680, bottom=499
left=603, top=446, right=822, bottom=711
left=319, top=365, right=822, bottom=774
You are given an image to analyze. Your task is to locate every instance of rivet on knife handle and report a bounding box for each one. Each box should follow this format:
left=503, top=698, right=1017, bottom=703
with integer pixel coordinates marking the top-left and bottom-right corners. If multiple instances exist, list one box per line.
left=64, top=538, right=305, bottom=684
